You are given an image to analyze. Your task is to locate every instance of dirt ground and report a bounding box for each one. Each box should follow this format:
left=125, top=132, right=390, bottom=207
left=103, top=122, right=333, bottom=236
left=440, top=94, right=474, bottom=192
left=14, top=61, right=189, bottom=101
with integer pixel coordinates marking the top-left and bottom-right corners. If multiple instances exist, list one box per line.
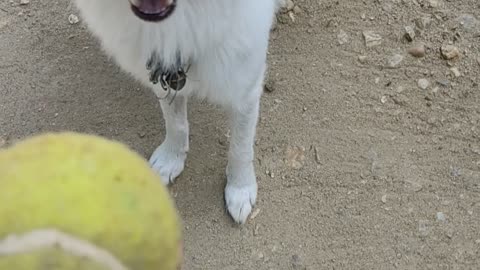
left=1, top=0, right=479, bottom=269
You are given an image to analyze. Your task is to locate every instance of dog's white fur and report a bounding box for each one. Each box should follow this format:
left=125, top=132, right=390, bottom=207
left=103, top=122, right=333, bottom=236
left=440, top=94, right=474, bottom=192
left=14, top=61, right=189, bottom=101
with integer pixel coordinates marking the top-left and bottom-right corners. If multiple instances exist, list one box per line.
left=73, top=0, right=283, bottom=224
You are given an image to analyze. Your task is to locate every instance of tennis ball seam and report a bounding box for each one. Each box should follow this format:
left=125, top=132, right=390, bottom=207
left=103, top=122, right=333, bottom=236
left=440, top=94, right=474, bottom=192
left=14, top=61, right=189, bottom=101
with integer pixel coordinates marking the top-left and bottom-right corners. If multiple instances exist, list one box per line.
left=0, top=229, right=129, bottom=270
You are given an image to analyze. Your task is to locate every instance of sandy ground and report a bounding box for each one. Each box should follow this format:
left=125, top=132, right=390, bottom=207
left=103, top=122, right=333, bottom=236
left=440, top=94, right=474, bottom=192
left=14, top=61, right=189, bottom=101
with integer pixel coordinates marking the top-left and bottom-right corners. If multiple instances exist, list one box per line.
left=1, top=0, right=479, bottom=269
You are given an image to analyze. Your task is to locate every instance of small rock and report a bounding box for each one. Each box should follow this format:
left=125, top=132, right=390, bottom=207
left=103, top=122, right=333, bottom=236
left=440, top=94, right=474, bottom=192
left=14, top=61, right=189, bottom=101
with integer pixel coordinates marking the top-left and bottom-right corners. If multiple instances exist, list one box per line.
left=0, top=137, right=5, bottom=148
left=381, top=96, right=387, bottom=104
left=418, top=78, right=430, bottom=90
left=253, top=224, right=260, bottom=236
left=68, top=14, right=80, bottom=24
left=293, top=6, right=302, bottom=14
left=358, top=55, right=368, bottom=64
left=387, top=54, right=404, bottom=68
left=436, top=212, right=446, bottom=222
left=285, top=0, right=295, bottom=11
left=0, top=18, right=10, bottom=30
left=264, top=78, right=276, bottom=93
left=441, top=45, right=460, bottom=60
left=408, top=43, right=426, bottom=58
left=337, top=29, right=349, bottom=45
left=250, top=208, right=261, bottom=220
left=381, top=195, right=387, bottom=203
left=19, top=0, right=29, bottom=5
left=418, top=220, right=429, bottom=236
left=455, top=14, right=479, bottom=33
left=291, top=254, right=305, bottom=269
left=286, top=146, right=306, bottom=169
left=288, top=11, right=295, bottom=23
left=476, top=57, right=480, bottom=66
left=314, top=146, right=321, bottom=164
left=450, top=67, right=461, bottom=77
left=428, top=0, right=441, bottom=8
left=404, top=25, right=416, bottom=42
left=415, top=16, right=432, bottom=30
left=363, top=31, right=382, bottom=47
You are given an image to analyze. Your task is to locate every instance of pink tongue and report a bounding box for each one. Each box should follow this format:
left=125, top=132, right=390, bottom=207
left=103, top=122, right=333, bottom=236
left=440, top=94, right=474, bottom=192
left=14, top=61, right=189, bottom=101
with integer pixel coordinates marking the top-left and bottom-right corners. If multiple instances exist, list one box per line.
left=137, top=0, right=169, bottom=14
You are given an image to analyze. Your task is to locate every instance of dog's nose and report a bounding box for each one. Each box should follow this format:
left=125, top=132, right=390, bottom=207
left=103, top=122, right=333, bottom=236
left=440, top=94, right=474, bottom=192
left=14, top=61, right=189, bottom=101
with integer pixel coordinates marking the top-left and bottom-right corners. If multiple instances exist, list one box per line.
left=130, top=0, right=174, bottom=15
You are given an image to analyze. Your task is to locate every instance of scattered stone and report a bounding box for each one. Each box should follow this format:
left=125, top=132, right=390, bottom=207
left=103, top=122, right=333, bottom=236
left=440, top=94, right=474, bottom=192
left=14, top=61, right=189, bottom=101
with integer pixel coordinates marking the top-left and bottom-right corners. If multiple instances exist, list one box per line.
left=314, top=146, right=321, bottom=164
left=285, top=0, right=295, bottom=11
left=68, top=14, right=80, bottom=24
left=288, top=11, right=296, bottom=23
left=437, top=79, right=451, bottom=87
left=408, top=43, right=426, bottom=58
left=428, top=0, right=441, bottom=8
left=19, top=0, right=29, bottom=5
left=418, top=220, right=429, bottom=236
left=250, top=208, right=261, bottom=220
left=387, top=54, right=404, bottom=68
left=418, top=78, right=430, bottom=90
left=450, top=67, right=461, bottom=77
left=436, top=212, right=446, bottom=222
left=253, top=224, right=260, bottom=236
left=358, top=55, right=368, bottom=64
left=441, top=45, right=460, bottom=60
left=455, top=14, right=479, bottom=33
left=293, top=6, right=302, bottom=14
left=0, top=18, right=9, bottom=30
left=415, top=16, right=432, bottom=30
left=404, top=25, right=416, bottom=42
left=291, top=254, right=305, bottom=269
left=381, top=195, right=387, bottom=203
left=363, top=31, right=382, bottom=47
left=381, top=96, right=387, bottom=104
left=286, top=146, right=306, bottom=169
left=337, top=29, right=349, bottom=45
left=264, top=78, right=276, bottom=93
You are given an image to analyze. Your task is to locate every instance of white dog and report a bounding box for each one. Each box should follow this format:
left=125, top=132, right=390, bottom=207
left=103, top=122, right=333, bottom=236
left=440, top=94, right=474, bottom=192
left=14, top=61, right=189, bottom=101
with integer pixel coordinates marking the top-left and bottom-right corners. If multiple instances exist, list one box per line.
left=73, top=0, right=283, bottom=224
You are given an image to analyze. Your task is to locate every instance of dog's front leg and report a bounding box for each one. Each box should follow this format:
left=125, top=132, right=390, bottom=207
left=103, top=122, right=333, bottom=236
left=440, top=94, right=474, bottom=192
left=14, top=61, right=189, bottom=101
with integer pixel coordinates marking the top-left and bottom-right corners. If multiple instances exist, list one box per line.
left=149, top=95, right=189, bottom=185
left=225, top=93, right=261, bottom=224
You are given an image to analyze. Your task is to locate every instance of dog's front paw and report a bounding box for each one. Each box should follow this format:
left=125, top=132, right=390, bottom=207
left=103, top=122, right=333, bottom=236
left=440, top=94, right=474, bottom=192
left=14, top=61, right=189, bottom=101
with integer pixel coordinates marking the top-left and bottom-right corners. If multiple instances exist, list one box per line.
left=225, top=182, right=257, bottom=224
left=149, top=143, right=187, bottom=185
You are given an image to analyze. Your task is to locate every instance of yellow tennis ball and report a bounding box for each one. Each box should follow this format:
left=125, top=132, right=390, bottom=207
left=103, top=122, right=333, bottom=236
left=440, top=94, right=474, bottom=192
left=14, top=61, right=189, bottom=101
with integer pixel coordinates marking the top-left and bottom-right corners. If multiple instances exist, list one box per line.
left=0, top=132, right=182, bottom=270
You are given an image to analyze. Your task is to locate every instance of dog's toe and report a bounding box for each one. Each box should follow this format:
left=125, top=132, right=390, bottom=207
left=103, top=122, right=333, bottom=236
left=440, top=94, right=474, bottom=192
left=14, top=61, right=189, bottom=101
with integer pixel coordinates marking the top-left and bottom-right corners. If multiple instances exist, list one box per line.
left=225, top=183, right=257, bottom=224
left=149, top=143, right=186, bottom=185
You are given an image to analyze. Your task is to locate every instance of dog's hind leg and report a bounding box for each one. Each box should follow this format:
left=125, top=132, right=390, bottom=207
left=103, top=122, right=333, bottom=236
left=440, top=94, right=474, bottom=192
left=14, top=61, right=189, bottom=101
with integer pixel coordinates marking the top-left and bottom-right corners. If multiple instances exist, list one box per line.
left=149, top=95, right=189, bottom=185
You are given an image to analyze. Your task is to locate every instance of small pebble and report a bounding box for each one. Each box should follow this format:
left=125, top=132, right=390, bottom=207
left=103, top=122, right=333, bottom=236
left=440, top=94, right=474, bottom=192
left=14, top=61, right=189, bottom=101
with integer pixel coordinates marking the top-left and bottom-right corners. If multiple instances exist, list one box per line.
left=418, top=78, right=430, bottom=90
left=450, top=67, right=461, bottom=77
left=363, top=31, right=382, bottom=47
left=68, top=14, right=80, bottom=24
left=408, top=43, right=426, bottom=58
left=337, top=29, right=349, bottom=45
left=404, top=25, right=416, bottom=42
left=381, top=194, right=387, bottom=203
left=387, top=54, right=404, bottom=68
left=285, top=0, right=295, bottom=11
left=441, top=45, right=460, bottom=60
left=436, top=212, right=446, bottom=222
left=250, top=208, right=261, bottom=220
left=415, top=16, right=432, bottom=30
left=358, top=55, right=368, bottom=64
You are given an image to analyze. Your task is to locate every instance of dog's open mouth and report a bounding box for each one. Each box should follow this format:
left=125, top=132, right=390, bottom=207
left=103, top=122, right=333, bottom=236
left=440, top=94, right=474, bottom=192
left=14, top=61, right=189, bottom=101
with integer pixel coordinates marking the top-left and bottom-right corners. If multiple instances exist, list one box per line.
left=129, top=0, right=176, bottom=22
